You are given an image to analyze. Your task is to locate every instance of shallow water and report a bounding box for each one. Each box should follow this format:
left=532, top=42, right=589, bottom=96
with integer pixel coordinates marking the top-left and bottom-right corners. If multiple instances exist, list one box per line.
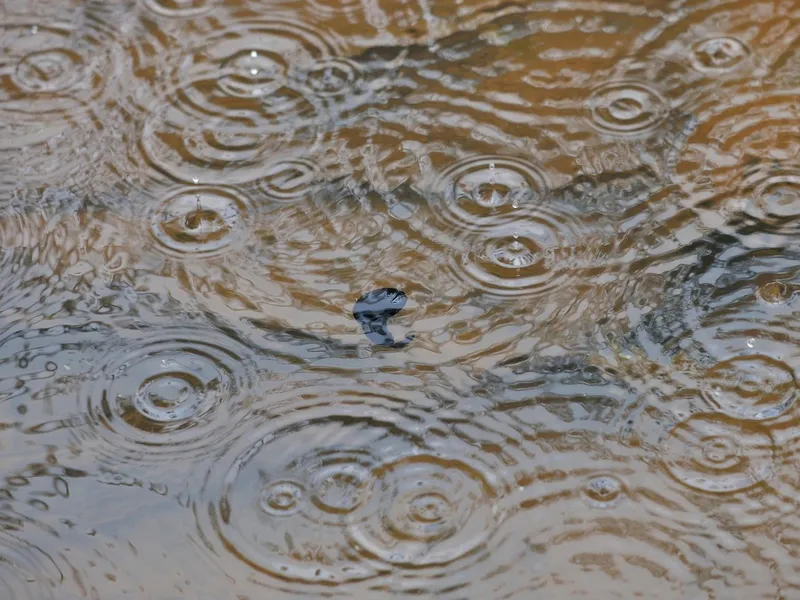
left=1, top=0, right=799, bottom=597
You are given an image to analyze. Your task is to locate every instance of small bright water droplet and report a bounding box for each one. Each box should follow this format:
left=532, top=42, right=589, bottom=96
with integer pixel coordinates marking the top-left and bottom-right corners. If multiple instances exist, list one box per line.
left=747, top=338, right=755, bottom=348
left=513, top=232, right=519, bottom=240
left=192, top=177, right=199, bottom=184
left=250, top=68, right=259, bottom=76
left=31, top=25, right=38, bottom=34
left=250, top=51, right=257, bottom=58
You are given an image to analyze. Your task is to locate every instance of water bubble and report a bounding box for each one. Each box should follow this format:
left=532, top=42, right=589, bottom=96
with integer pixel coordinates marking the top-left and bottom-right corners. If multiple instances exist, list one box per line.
left=587, top=81, right=668, bottom=137
left=581, top=474, right=625, bottom=508
left=149, top=186, right=253, bottom=257
left=747, top=338, right=755, bottom=348
left=701, top=355, right=797, bottom=420
left=690, top=37, right=751, bottom=73
left=757, top=281, right=792, bottom=305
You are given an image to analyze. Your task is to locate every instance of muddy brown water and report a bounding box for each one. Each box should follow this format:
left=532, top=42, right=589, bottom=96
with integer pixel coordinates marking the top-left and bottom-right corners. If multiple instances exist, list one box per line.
left=1, top=0, right=800, bottom=598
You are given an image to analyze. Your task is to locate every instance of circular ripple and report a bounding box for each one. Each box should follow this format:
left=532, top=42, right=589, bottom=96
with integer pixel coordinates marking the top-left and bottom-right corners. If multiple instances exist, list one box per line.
left=450, top=207, right=587, bottom=299
left=306, top=0, right=362, bottom=15
left=14, top=48, right=84, bottom=93
left=433, top=155, right=551, bottom=231
left=701, top=356, right=797, bottom=421
left=685, top=257, right=800, bottom=415
left=349, top=456, right=498, bottom=566
left=690, top=37, right=751, bottom=73
left=149, top=186, right=253, bottom=257
left=587, top=81, right=668, bottom=137
left=215, top=430, right=380, bottom=583
left=293, top=57, right=361, bottom=97
left=581, top=474, right=625, bottom=508
left=500, top=435, right=727, bottom=599
left=757, top=280, right=792, bottom=305
left=136, top=20, right=338, bottom=183
left=258, top=158, right=322, bottom=202
left=79, top=325, right=265, bottom=469
left=676, top=86, right=800, bottom=246
left=140, top=0, right=216, bottom=17
left=662, top=413, right=775, bottom=494
left=752, top=172, right=800, bottom=219
left=0, top=534, right=61, bottom=600
left=197, top=389, right=511, bottom=592
left=0, top=22, right=116, bottom=122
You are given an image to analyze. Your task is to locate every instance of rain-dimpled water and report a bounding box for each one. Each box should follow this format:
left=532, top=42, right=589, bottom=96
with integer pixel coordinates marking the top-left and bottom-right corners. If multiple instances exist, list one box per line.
left=1, top=0, right=799, bottom=597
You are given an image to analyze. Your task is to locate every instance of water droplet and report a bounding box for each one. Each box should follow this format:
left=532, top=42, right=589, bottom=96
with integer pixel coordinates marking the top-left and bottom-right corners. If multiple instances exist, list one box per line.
left=150, top=186, right=253, bottom=257
left=435, top=156, right=550, bottom=228
left=747, top=338, right=755, bottom=348
left=581, top=474, right=624, bottom=508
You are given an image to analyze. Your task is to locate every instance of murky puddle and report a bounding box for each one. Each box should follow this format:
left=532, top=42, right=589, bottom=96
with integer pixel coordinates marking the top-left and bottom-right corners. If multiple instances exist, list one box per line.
left=0, top=0, right=799, bottom=597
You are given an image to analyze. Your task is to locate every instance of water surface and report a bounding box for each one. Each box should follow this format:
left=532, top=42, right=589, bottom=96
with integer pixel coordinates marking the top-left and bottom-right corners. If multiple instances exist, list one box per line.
left=1, top=0, right=800, bottom=597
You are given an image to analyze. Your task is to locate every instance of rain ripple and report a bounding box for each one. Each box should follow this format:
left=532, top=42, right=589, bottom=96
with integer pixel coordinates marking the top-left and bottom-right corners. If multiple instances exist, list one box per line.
left=193, top=385, right=517, bottom=594
left=133, top=17, right=348, bottom=184
left=70, top=318, right=294, bottom=482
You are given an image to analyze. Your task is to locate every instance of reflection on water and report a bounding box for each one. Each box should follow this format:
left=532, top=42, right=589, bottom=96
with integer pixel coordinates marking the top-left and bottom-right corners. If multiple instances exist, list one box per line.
left=1, top=0, right=800, bottom=597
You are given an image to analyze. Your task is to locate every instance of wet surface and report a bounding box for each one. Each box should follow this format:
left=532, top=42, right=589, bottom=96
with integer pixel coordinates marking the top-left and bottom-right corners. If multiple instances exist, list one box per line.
left=1, top=0, right=800, bottom=597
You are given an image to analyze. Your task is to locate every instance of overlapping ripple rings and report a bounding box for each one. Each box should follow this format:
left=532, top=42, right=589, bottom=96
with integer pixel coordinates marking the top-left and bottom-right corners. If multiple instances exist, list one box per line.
left=0, top=19, right=117, bottom=124
left=421, top=155, right=613, bottom=301
left=195, top=387, right=515, bottom=593
left=5, top=0, right=800, bottom=596
left=136, top=18, right=343, bottom=184
left=677, top=85, right=800, bottom=247
left=492, top=434, right=748, bottom=600
left=656, top=409, right=798, bottom=527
